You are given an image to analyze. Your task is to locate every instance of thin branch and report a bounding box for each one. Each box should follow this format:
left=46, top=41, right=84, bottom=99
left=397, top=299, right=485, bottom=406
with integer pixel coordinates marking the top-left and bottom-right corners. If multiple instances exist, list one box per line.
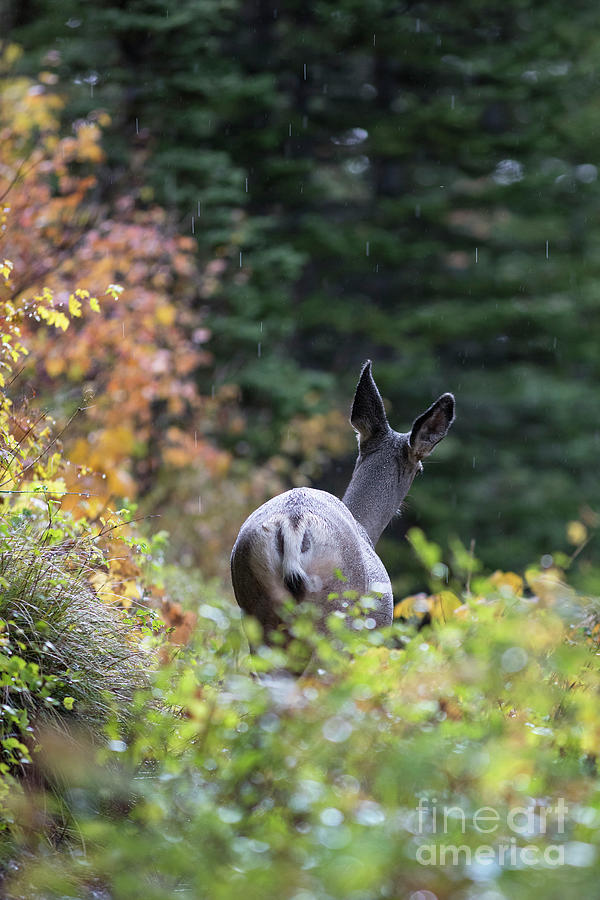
left=0, top=151, right=40, bottom=205
left=92, top=513, right=161, bottom=540
left=0, top=405, right=83, bottom=489
left=0, top=409, right=48, bottom=484
left=0, top=489, right=96, bottom=496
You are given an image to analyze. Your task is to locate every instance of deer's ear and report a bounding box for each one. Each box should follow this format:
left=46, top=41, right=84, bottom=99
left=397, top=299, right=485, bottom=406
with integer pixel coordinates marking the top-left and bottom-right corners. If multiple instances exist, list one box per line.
left=350, top=361, right=389, bottom=446
left=409, top=393, right=455, bottom=460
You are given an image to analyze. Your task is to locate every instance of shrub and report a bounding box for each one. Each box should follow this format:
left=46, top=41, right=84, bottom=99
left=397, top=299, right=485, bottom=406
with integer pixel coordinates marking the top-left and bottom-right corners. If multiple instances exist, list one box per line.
left=0, top=515, right=154, bottom=775
left=4, top=544, right=600, bottom=900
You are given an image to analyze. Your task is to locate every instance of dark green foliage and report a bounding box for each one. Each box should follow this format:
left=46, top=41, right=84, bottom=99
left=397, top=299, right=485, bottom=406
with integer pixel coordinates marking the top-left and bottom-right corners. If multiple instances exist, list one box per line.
left=9, top=0, right=600, bottom=582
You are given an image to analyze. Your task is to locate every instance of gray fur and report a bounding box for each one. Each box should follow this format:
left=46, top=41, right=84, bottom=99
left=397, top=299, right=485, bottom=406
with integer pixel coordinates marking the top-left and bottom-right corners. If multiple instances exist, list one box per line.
left=231, top=361, right=455, bottom=646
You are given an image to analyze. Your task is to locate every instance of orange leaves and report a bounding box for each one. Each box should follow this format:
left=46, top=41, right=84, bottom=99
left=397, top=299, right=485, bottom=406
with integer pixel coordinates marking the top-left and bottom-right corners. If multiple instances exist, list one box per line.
left=0, top=65, right=220, bottom=517
left=0, top=55, right=282, bottom=583
left=160, top=598, right=197, bottom=646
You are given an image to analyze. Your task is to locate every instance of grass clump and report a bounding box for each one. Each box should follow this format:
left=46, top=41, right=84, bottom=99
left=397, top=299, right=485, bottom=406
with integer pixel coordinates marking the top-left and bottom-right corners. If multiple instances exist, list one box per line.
left=0, top=514, right=153, bottom=782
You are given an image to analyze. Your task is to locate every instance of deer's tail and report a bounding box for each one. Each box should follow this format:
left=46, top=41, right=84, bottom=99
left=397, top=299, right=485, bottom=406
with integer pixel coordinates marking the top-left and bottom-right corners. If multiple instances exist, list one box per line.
left=277, top=517, right=311, bottom=599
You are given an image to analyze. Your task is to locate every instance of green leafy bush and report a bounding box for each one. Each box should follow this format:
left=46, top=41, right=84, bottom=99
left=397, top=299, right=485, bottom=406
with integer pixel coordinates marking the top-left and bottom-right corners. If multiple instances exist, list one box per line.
left=0, top=515, right=155, bottom=777
left=3, top=544, right=600, bottom=900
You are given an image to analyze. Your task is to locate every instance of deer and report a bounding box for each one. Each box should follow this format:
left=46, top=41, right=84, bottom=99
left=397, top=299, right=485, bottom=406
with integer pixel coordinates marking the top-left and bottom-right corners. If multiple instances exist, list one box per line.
left=231, top=361, right=455, bottom=650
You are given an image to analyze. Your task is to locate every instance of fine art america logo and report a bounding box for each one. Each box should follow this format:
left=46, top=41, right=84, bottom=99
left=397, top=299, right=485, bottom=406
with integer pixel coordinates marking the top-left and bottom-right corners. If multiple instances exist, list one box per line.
left=415, top=798, right=568, bottom=867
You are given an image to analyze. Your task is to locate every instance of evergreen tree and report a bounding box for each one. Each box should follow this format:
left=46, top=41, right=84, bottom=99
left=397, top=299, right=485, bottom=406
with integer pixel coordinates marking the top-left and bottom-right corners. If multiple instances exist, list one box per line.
left=8, top=0, right=600, bottom=587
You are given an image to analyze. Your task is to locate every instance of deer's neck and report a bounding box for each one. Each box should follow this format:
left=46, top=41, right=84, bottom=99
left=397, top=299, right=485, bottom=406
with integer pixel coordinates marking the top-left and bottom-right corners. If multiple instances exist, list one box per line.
left=342, top=454, right=398, bottom=545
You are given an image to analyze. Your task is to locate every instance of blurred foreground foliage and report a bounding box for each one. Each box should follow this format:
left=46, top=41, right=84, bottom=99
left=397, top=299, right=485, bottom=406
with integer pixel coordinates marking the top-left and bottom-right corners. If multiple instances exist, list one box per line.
left=2, top=530, right=600, bottom=899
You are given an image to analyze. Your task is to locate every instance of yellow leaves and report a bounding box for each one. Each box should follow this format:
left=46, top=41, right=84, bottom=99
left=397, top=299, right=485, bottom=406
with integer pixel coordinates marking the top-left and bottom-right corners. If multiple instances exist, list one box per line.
left=2, top=70, right=63, bottom=139
left=70, top=425, right=138, bottom=498
left=68, top=293, right=82, bottom=317
left=44, top=353, right=65, bottom=377
left=431, top=590, right=463, bottom=620
left=394, top=590, right=462, bottom=622
left=36, top=304, right=69, bottom=331
left=1, top=260, right=13, bottom=281
left=87, top=538, right=144, bottom=613
left=394, top=593, right=430, bottom=619
left=489, top=570, right=524, bottom=597
left=0, top=43, right=23, bottom=73
left=393, top=570, right=527, bottom=628
left=106, top=284, right=123, bottom=300
left=155, top=303, right=176, bottom=326
left=103, top=425, right=137, bottom=457
left=67, top=288, right=100, bottom=317
left=74, top=123, right=105, bottom=164
left=567, top=520, right=587, bottom=545
left=0, top=60, right=231, bottom=582
left=119, top=580, right=143, bottom=609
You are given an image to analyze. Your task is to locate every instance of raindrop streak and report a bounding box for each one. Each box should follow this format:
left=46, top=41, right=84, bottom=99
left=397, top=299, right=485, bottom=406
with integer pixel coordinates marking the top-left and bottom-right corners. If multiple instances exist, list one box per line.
left=303, top=63, right=307, bottom=80
left=415, top=204, right=421, bottom=218
left=122, top=322, right=125, bottom=338
left=135, top=118, right=139, bottom=135
left=475, top=247, right=478, bottom=263
left=197, top=200, right=201, bottom=216
left=239, top=251, right=243, bottom=267
left=198, top=496, right=202, bottom=514
left=194, top=431, right=198, bottom=447
left=191, top=215, right=195, bottom=235
left=373, top=33, right=376, bottom=46
left=546, top=240, right=549, bottom=259
left=366, top=241, right=370, bottom=257
left=451, top=95, right=455, bottom=109
left=416, top=17, right=421, bottom=32
left=245, top=177, right=248, bottom=192
left=257, top=342, right=262, bottom=358
left=289, top=123, right=292, bottom=137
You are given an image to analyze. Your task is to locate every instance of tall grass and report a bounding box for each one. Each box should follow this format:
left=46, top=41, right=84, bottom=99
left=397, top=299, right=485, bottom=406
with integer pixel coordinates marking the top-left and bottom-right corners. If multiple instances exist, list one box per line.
left=0, top=516, right=151, bottom=757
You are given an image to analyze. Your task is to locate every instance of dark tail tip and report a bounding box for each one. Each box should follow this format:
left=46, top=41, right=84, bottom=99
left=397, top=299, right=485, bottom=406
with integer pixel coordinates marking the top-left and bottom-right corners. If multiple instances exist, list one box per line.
left=284, top=571, right=306, bottom=599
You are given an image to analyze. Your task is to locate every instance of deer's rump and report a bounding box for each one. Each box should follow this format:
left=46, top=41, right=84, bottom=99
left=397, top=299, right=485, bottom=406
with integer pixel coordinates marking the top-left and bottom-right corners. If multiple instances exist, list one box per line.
left=231, top=488, right=393, bottom=640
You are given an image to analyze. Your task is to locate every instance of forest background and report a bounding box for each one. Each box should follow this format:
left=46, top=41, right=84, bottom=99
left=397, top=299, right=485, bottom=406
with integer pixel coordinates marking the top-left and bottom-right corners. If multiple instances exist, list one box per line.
left=4, top=0, right=600, bottom=597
